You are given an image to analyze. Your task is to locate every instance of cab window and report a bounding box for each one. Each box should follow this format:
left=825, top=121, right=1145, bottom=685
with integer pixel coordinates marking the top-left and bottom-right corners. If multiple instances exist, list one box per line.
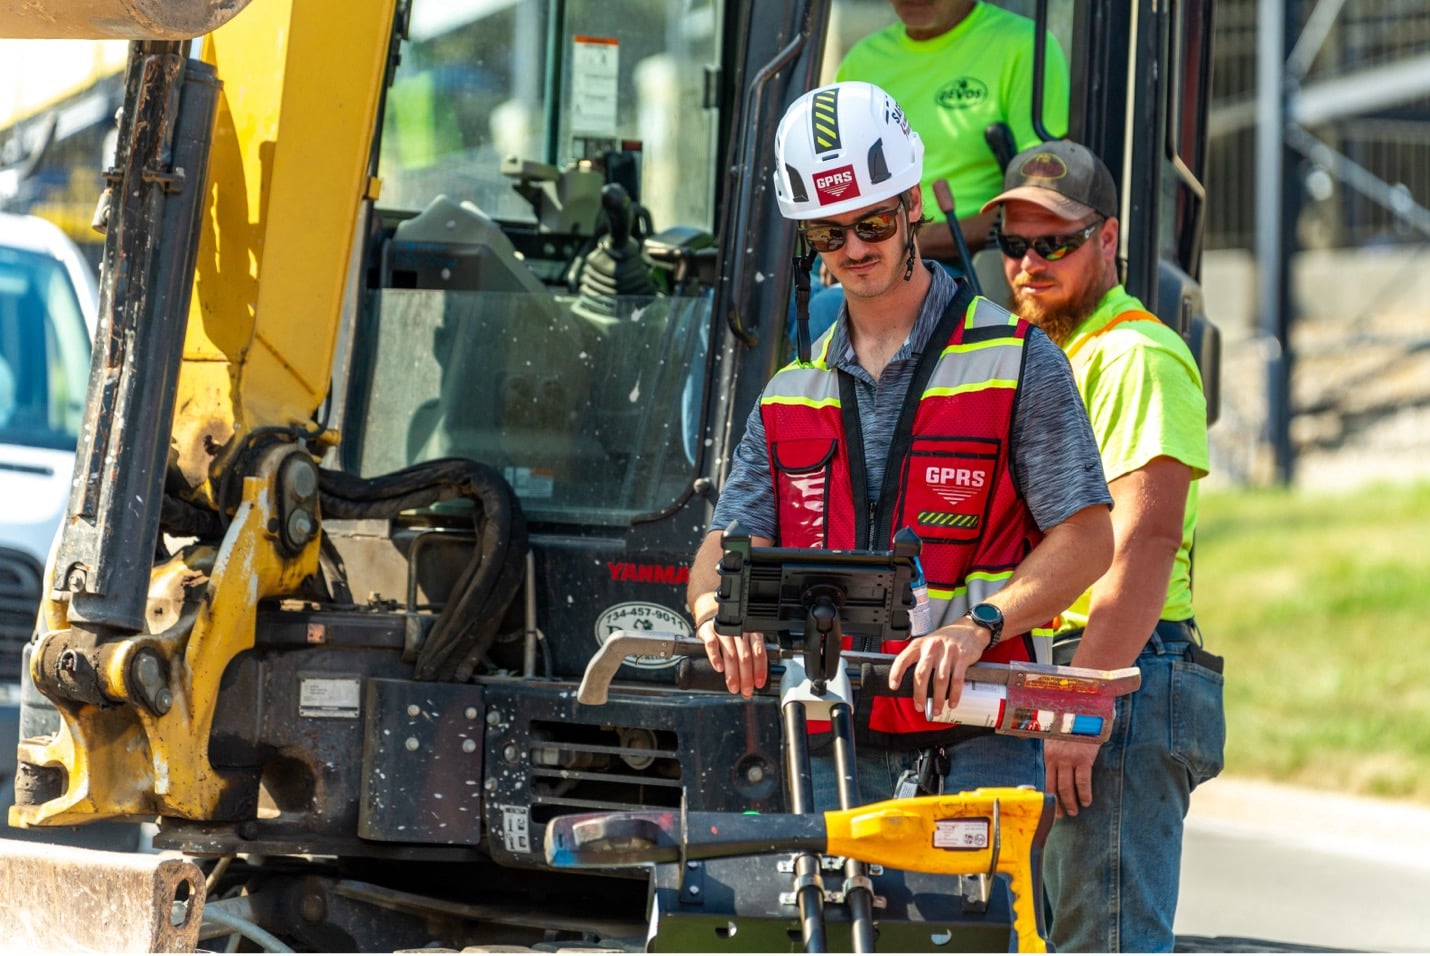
left=351, top=0, right=723, bottom=527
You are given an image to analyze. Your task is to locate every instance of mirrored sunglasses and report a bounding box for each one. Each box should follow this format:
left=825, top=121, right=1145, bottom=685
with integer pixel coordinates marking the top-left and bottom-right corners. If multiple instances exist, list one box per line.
left=800, top=201, right=904, bottom=253
left=995, top=218, right=1103, bottom=262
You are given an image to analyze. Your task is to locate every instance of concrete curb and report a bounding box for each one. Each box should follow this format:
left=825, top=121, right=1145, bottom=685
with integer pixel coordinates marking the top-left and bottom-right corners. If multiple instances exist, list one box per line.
left=1187, top=774, right=1430, bottom=871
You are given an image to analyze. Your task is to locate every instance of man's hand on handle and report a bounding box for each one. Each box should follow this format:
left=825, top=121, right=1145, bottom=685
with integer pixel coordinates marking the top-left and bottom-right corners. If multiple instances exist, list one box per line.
left=696, top=617, right=767, bottom=698
left=688, top=529, right=776, bottom=699
left=888, top=619, right=991, bottom=718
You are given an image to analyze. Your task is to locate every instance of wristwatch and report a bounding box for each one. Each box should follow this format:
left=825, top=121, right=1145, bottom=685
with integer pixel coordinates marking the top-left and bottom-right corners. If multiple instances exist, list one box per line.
left=965, top=602, right=1004, bottom=648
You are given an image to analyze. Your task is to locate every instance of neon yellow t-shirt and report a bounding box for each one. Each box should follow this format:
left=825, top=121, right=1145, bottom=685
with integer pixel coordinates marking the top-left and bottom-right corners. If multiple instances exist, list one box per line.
left=1058, top=285, right=1210, bottom=631
left=835, top=1, right=1070, bottom=216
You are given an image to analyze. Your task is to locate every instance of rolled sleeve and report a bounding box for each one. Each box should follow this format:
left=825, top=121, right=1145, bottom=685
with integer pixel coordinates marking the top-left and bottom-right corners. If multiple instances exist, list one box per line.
left=709, top=402, right=778, bottom=539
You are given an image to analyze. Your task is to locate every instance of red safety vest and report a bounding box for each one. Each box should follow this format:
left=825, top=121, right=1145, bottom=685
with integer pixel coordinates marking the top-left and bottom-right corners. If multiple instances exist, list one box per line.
left=759, top=294, right=1052, bottom=738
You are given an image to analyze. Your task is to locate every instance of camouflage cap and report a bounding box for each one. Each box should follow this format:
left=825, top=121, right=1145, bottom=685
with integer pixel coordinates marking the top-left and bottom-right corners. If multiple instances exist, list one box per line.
left=980, top=139, right=1118, bottom=221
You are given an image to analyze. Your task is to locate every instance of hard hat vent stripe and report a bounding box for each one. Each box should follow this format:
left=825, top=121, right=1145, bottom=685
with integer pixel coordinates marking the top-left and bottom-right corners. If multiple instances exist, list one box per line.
left=811, top=88, right=841, bottom=153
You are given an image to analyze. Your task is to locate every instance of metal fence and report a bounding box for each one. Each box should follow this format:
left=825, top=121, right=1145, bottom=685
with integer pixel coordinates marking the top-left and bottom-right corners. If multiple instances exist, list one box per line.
left=1206, top=0, right=1430, bottom=251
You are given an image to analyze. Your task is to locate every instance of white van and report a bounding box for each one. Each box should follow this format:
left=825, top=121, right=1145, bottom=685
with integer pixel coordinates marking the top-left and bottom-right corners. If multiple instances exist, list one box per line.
left=0, top=212, right=110, bottom=844
left=0, top=212, right=95, bottom=692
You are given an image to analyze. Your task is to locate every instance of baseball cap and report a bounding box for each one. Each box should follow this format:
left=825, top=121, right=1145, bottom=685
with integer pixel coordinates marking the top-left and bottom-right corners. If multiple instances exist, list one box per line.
left=980, top=139, right=1118, bottom=220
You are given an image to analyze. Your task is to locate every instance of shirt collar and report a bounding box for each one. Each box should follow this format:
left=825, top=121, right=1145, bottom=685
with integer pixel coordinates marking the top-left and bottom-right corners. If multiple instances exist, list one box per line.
left=828, top=263, right=960, bottom=373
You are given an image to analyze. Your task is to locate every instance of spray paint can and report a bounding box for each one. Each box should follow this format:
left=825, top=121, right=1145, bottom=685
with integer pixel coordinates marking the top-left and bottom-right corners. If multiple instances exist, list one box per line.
left=925, top=681, right=1007, bottom=727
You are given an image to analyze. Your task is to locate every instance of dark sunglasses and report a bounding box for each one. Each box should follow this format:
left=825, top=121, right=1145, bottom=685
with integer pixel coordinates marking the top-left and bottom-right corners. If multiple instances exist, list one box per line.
left=800, top=200, right=904, bottom=253
left=995, top=218, right=1103, bottom=261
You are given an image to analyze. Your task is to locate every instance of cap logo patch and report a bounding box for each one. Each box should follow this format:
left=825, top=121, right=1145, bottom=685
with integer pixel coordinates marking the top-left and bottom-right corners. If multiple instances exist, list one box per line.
left=811, top=87, right=842, bottom=153
left=813, top=165, right=860, bottom=205
left=1019, top=153, right=1069, bottom=181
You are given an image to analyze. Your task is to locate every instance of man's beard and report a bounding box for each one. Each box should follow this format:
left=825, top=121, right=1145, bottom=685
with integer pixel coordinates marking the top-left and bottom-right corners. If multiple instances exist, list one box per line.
left=1011, top=272, right=1108, bottom=348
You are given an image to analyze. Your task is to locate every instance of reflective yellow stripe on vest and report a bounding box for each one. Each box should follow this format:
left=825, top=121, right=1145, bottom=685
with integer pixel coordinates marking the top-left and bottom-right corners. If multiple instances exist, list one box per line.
left=926, top=299, right=1024, bottom=395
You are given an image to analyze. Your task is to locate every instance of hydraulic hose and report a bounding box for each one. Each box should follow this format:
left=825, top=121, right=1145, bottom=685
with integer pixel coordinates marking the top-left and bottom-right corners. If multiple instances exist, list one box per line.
left=318, top=457, right=528, bottom=682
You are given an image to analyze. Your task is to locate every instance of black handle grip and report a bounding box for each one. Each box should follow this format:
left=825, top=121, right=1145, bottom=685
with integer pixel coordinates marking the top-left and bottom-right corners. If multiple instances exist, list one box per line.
left=984, top=122, right=1019, bottom=173
left=856, top=663, right=917, bottom=698
left=673, top=657, right=791, bottom=696
left=674, top=656, right=732, bottom=693
left=672, top=658, right=924, bottom=699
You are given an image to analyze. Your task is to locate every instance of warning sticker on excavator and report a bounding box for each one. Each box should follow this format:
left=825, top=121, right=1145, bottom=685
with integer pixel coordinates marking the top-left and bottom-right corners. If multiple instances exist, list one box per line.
left=299, top=676, right=361, bottom=718
left=572, top=35, right=619, bottom=136
left=500, top=804, right=531, bottom=854
left=504, top=465, right=554, bottom=498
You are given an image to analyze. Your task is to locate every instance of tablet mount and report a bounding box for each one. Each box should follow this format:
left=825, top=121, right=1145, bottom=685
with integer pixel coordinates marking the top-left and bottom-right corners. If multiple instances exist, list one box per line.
left=713, top=520, right=921, bottom=702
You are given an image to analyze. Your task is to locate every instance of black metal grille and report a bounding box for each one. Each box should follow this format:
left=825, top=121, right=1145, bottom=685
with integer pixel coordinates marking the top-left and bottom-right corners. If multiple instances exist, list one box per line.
left=0, top=547, right=43, bottom=685
left=525, top=719, right=683, bottom=826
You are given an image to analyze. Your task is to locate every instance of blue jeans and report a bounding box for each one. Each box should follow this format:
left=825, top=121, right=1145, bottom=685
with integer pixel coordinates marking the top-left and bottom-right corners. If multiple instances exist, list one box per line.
left=809, top=733, right=1043, bottom=811
left=1043, top=621, right=1226, bottom=953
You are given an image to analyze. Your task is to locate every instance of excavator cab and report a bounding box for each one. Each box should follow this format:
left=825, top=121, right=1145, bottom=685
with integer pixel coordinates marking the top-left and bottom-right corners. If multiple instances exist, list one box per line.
left=1, top=0, right=1216, bottom=951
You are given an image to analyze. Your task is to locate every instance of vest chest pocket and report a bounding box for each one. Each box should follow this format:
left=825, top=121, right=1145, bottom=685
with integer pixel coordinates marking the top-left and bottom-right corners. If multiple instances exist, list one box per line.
left=772, top=437, right=837, bottom=474
left=771, top=437, right=838, bottom=547
left=902, top=442, right=998, bottom=545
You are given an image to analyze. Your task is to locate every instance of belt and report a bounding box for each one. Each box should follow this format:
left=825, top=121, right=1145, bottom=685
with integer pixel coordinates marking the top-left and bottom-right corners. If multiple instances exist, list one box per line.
left=1051, top=619, right=1221, bottom=674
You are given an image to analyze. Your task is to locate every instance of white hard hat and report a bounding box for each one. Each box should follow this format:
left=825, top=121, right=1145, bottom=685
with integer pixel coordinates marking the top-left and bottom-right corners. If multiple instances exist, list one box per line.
left=772, top=81, right=924, bottom=221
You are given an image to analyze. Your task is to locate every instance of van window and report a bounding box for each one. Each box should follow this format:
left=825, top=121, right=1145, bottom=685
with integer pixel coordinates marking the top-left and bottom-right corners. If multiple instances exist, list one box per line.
left=0, top=246, right=92, bottom=451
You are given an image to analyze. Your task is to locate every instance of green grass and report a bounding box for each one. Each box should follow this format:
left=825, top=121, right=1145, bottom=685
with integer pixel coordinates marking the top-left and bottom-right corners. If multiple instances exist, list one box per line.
left=1193, top=480, right=1430, bottom=803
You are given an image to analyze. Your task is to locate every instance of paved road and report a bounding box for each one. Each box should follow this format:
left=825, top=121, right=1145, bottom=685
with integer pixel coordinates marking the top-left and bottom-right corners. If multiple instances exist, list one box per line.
left=1175, top=777, right=1430, bottom=953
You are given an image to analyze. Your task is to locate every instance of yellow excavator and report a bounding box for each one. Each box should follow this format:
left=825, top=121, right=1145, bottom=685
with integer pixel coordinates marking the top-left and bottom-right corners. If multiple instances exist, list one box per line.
left=0, top=0, right=1218, bottom=951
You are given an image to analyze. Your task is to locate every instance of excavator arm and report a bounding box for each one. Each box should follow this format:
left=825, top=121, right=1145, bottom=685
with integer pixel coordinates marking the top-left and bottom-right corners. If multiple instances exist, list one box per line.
left=13, top=0, right=398, bottom=829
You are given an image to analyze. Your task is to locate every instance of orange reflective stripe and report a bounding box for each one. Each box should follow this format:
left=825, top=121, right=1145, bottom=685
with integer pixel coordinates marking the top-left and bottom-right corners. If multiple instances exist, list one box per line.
left=1064, top=309, right=1162, bottom=363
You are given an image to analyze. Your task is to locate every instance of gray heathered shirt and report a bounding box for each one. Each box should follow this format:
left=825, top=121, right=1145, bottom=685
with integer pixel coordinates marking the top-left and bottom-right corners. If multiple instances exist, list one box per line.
left=710, top=264, right=1111, bottom=539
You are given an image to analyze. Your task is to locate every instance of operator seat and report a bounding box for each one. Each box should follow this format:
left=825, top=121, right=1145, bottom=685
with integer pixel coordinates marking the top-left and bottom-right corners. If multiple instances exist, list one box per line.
left=385, top=194, right=547, bottom=295
left=386, top=196, right=603, bottom=492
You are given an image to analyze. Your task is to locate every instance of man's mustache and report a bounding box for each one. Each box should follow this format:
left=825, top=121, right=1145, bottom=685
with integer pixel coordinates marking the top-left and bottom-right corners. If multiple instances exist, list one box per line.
left=841, top=255, right=879, bottom=267
left=1012, top=270, right=1051, bottom=290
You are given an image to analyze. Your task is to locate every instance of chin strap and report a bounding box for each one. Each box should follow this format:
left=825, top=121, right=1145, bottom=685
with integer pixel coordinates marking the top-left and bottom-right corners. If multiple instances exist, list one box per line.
left=792, top=245, right=818, bottom=365
left=901, top=198, right=917, bottom=281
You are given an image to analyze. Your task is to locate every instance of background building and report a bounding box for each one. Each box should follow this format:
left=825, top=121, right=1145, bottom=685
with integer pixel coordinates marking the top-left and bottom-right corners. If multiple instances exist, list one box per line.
left=0, top=39, right=126, bottom=267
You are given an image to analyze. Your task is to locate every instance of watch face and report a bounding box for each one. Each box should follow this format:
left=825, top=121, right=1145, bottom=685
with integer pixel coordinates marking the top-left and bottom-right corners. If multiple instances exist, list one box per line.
left=972, top=603, right=1002, bottom=626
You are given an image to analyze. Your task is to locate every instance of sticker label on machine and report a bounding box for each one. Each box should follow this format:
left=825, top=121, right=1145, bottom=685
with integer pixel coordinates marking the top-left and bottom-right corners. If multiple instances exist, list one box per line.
left=933, top=818, right=991, bottom=850
left=299, top=676, right=362, bottom=718
left=500, top=804, right=531, bottom=853
left=595, top=601, right=691, bottom=669
left=572, top=35, right=619, bottom=136
left=504, top=466, right=554, bottom=499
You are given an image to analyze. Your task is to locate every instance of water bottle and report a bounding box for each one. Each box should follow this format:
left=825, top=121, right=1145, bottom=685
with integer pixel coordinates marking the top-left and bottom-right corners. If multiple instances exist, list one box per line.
left=909, top=557, right=931, bottom=637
